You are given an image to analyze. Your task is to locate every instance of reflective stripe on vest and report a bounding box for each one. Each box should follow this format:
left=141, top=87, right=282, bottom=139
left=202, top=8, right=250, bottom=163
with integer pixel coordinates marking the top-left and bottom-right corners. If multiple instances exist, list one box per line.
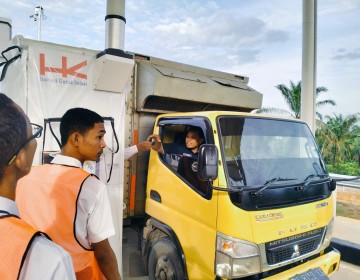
left=16, top=164, right=105, bottom=280
left=0, top=215, right=47, bottom=280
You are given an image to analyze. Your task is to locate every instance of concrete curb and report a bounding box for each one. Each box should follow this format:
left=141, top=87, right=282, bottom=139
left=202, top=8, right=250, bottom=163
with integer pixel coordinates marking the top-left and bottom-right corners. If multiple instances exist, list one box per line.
left=330, top=238, right=360, bottom=266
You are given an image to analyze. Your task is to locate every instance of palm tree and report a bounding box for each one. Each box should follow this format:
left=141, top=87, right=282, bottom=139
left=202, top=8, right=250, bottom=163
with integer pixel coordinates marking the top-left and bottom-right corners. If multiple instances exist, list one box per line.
left=316, top=113, right=360, bottom=165
left=254, top=80, right=336, bottom=119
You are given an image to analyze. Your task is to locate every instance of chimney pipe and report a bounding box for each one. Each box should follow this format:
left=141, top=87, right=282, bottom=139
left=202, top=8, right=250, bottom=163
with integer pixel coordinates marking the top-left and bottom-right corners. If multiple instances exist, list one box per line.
left=98, top=0, right=131, bottom=59
left=106, top=0, right=125, bottom=50
left=93, top=0, right=134, bottom=93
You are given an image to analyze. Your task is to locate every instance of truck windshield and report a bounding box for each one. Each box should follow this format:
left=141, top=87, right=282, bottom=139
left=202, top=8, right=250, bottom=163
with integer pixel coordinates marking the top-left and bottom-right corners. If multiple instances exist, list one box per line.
left=218, top=116, right=326, bottom=188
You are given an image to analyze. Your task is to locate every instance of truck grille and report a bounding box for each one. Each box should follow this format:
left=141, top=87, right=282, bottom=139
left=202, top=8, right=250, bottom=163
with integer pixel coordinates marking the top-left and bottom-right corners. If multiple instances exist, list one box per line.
left=265, top=227, right=325, bottom=265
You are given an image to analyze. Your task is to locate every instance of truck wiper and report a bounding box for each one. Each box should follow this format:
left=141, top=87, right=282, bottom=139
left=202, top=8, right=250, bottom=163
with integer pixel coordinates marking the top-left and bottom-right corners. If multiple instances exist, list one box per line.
left=304, top=174, right=327, bottom=186
left=296, top=173, right=328, bottom=191
left=252, top=177, right=297, bottom=196
left=210, top=185, right=244, bottom=193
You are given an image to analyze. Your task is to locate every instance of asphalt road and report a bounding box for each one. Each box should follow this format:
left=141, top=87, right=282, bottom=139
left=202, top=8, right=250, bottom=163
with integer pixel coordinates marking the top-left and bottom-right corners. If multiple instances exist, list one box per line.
left=330, top=262, right=360, bottom=280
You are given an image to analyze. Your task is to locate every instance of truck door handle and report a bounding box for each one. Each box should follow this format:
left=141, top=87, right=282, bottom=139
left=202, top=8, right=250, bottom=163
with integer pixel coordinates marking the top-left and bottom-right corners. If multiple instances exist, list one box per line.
left=150, top=190, right=162, bottom=203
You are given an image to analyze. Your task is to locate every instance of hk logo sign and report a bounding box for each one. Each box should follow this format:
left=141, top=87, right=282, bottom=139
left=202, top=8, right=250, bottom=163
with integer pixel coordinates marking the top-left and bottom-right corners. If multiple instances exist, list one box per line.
left=39, top=53, right=87, bottom=80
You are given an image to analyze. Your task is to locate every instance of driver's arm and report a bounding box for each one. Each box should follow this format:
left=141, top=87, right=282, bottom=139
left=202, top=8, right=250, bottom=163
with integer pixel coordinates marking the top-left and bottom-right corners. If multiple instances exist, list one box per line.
left=148, top=134, right=164, bottom=154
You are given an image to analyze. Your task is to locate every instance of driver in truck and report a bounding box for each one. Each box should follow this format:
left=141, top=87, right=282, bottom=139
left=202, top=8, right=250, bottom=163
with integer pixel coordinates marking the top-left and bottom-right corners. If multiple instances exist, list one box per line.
left=149, top=126, right=208, bottom=193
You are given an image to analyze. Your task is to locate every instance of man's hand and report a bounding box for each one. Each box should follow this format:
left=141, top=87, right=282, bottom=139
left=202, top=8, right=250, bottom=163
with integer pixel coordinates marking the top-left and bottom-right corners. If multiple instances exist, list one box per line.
left=147, top=134, right=164, bottom=153
left=136, top=141, right=152, bottom=152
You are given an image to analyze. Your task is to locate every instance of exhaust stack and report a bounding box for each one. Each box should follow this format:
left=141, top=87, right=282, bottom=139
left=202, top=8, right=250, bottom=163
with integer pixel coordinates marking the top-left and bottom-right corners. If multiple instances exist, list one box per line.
left=105, top=0, right=125, bottom=52
left=93, top=0, right=134, bottom=93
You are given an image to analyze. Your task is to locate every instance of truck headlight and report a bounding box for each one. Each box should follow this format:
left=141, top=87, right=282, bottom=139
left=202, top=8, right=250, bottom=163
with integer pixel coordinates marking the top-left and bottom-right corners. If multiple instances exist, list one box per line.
left=215, top=232, right=260, bottom=279
left=321, top=217, right=334, bottom=249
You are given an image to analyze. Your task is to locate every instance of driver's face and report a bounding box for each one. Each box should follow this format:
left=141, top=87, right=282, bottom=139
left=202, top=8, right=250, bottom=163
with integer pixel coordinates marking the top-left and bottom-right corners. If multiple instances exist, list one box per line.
left=185, top=131, right=203, bottom=152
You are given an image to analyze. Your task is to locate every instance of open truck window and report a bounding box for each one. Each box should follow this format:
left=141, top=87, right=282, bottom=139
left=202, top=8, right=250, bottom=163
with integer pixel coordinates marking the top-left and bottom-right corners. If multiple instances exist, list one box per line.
left=160, top=124, right=187, bottom=170
left=158, top=117, right=213, bottom=196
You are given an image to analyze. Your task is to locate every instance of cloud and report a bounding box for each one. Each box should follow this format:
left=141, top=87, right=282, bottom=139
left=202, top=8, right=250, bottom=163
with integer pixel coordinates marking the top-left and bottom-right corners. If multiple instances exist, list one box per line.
left=142, top=12, right=272, bottom=49
left=332, top=48, right=360, bottom=60
left=125, top=0, right=290, bottom=68
left=266, top=30, right=289, bottom=43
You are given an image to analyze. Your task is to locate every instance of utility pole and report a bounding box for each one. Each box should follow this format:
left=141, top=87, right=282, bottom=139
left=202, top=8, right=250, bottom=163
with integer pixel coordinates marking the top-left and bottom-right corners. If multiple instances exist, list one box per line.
left=30, top=6, right=46, bottom=41
left=301, top=0, right=317, bottom=133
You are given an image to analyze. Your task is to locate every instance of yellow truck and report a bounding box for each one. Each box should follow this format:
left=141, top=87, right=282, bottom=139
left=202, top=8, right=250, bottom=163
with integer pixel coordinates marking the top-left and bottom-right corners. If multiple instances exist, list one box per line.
left=123, top=55, right=340, bottom=279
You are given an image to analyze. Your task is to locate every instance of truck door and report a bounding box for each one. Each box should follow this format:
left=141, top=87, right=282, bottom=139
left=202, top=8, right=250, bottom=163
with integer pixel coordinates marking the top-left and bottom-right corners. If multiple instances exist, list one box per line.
left=145, top=117, right=218, bottom=279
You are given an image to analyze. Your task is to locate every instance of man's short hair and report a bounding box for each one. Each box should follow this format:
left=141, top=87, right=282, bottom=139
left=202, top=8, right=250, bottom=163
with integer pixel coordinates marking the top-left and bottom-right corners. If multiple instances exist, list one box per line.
left=186, top=126, right=205, bottom=140
left=0, top=93, right=27, bottom=181
left=60, top=108, right=104, bottom=146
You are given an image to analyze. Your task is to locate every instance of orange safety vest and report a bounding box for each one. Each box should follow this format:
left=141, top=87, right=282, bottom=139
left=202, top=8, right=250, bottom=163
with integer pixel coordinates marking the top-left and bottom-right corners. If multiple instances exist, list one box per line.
left=16, top=164, right=105, bottom=280
left=0, top=213, right=49, bottom=280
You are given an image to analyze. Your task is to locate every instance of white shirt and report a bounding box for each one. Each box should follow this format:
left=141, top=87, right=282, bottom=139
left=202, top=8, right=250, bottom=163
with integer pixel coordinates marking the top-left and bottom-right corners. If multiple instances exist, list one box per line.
left=124, top=145, right=138, bottom=160
left=0, top=197, right=76, bottom=280
left=51, top=155, right=115, bottom=246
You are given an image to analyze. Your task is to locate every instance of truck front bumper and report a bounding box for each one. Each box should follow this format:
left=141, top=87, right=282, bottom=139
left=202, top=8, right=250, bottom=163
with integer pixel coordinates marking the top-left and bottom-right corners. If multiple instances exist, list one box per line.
left=262, top=248, right=340, bottom=280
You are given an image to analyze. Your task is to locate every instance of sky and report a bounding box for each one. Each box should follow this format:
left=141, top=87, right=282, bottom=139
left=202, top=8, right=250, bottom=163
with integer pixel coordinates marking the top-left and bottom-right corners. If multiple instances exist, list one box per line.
left=1, top=0, right=359, bottom=119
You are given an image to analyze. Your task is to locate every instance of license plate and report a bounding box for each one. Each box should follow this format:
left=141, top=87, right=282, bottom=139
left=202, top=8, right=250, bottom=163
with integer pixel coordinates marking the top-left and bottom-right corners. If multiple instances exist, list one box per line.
left=291, top=267, right=329, bottom=280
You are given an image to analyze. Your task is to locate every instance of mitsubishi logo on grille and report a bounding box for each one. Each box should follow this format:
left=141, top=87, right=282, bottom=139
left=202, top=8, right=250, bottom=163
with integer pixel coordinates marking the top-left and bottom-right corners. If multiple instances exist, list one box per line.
left=291, top=244, right=300, bottom=259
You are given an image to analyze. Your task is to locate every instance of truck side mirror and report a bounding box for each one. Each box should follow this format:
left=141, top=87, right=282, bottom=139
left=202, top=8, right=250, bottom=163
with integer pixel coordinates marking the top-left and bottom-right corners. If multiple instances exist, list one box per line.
left=329, top=179, right=336, bottom=191
left=197, top=144, right=218, bottom=181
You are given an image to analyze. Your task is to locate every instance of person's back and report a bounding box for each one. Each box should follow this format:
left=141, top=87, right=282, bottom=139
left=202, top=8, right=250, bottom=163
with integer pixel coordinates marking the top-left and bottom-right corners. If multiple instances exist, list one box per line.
left=16, top=107, right=121, bottom=280
left=0, top=206, right=75, bottom=280
left=0, top=93, right=75, bottom=279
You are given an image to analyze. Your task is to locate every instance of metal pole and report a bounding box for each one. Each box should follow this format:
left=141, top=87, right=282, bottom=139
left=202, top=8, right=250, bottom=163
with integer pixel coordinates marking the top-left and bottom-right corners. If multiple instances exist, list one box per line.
left=301, top=0, right=317, bottom=132
left=30, top=6, right=45, bottom=41
left=38, top=7, right=42, bottom=41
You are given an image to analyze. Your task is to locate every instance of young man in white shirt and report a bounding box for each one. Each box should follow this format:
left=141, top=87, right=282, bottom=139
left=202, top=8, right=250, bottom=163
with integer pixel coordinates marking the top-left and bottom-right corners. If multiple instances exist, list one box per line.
left=16, top=107, right=121, bottom=280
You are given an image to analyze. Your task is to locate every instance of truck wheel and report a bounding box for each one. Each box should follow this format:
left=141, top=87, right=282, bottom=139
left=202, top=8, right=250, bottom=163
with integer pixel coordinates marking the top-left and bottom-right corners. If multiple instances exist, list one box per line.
left=148, top=238, right=185, bottom=280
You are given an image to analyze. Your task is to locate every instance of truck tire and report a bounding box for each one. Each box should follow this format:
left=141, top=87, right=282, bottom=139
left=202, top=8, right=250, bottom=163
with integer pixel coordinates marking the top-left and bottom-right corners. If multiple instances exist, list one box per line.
left=148, top=237, right=185, bottom=280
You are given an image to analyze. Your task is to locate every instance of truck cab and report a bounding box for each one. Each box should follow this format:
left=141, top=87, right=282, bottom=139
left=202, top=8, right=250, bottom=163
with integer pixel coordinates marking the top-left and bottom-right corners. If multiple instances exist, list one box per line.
left=143, top=111, right=340, bottom=279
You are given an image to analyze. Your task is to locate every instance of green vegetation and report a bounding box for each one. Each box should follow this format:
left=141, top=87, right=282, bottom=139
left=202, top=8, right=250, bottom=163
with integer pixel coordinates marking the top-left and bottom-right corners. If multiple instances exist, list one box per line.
left=326, top=162, right=360, bottom=176
left=316, top=113, right=360, bottom=175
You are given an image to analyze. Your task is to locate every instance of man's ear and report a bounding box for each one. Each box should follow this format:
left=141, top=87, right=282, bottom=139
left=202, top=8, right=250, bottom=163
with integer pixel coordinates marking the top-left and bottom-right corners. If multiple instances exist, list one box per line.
left=14, top=150, right=29, bottom=173
left=70, top=132, right=81, bottom=147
